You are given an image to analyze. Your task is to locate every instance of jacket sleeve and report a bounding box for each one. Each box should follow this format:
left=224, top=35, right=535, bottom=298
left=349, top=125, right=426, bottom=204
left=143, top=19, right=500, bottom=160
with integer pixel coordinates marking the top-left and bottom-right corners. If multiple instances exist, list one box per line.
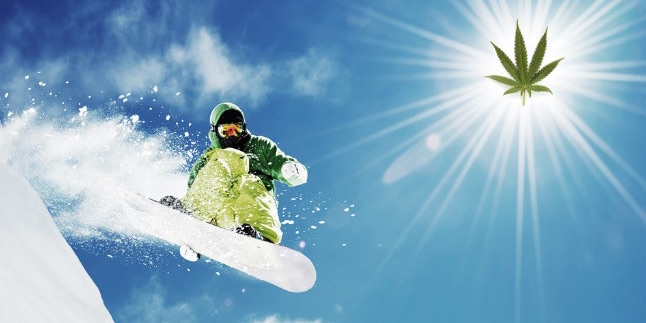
left=187, top=151, right=210, bottom=189
left=260, top=138, right=300, bottom=185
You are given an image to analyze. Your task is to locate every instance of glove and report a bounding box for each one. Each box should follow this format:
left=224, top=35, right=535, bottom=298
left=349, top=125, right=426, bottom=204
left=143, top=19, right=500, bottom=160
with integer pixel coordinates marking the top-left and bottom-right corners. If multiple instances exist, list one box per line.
left=281, top=161, right=308, bottom=186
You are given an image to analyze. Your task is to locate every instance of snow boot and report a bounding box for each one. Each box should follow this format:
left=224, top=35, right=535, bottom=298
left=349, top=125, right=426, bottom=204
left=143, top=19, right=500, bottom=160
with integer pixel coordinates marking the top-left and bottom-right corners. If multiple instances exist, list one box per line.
left=235, top=223, right=270, bottom=242
left=159, top=195, right=189, bottom=214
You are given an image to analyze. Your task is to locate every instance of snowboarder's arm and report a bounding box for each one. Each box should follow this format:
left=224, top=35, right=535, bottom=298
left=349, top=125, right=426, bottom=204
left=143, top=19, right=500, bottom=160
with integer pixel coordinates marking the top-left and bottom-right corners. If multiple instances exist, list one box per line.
left=262, top=138, right=307, bottom=187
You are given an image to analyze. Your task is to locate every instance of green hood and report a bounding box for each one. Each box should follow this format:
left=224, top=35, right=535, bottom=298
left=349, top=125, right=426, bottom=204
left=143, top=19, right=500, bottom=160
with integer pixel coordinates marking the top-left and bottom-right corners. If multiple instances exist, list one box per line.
left=208, top=102, right=246, bottom=147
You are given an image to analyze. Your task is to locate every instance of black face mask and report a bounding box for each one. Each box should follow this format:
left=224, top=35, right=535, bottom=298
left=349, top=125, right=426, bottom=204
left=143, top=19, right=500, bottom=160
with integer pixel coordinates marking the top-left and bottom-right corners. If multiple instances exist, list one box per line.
left=217, top=131, right=249, bottom=150
left=214, top=109, right=248, bottom=149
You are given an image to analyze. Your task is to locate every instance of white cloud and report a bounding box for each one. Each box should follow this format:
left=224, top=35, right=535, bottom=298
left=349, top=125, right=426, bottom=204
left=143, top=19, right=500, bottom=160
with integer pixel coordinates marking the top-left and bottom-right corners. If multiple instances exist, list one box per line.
left=0, top=1, right=346, bottom=112
left=115, top=276, right=198, bottom=323
left=248, top=314, right=323, bottom=323
left=179, top=27, right=272, bottom=105
left=109, top=57, right=166, bottom=93
left=103, top=26, right=272, bottom=108
left=116, top=277, right=329, bottom=323
left=286, top=48, right=338, bottom=98
left=103, top=29, right=341, bottom=108
left=107, top=1, right=146, bottom=36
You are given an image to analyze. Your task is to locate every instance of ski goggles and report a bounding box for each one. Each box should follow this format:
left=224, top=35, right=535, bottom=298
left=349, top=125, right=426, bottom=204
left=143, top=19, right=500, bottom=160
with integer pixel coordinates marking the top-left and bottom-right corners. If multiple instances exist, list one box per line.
left=212, top=122, right=244, bottom=137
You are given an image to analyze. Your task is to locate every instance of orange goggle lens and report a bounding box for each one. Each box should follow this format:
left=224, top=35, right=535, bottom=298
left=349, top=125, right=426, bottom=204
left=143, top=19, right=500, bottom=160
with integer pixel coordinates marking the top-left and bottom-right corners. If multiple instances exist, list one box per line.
left=214, top=123, right=244, bottom=137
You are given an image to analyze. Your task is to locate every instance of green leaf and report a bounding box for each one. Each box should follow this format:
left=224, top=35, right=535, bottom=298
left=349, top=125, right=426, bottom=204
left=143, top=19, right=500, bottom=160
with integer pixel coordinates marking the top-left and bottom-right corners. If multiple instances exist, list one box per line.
left=529, top=84, right=553, bottom=94
left=531, top=58, right=564, bottom=83
left=490, top=41, right=519, bottom=81
left=528, top=28, right=547, bottom=79
left=504, top=86, right=523, bottom=95
left=486, top=75, right=518, bottom=86
left=486, top=21, right=563, bottom=105
left=514, top=20, right=528, bottom=84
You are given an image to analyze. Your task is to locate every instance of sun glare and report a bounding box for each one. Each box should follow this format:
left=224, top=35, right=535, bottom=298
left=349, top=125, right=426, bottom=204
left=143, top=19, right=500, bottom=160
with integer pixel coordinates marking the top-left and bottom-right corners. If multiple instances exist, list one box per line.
left=353, top=1, right=645, bottom=322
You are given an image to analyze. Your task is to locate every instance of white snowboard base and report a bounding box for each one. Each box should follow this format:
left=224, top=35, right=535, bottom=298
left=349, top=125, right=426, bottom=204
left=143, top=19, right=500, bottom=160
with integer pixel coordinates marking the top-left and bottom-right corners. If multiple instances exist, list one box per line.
left=126, top=193, right=316, bottom=293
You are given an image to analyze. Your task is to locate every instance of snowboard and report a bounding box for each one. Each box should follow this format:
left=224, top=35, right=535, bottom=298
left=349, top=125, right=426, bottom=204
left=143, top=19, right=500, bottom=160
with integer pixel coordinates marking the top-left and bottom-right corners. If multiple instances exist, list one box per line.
left=126, top=193, right=316, bottom=293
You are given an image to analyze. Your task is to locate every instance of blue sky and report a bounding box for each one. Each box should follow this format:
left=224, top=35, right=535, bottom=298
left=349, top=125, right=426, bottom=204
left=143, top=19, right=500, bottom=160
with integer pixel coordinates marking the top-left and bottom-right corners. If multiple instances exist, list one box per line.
left=1, top=1, right=645, bottom=322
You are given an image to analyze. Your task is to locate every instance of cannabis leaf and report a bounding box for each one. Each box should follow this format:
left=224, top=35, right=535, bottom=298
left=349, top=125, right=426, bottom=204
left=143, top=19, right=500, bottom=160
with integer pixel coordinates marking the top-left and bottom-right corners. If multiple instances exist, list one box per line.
left=487, top=21, right=564, bottom=105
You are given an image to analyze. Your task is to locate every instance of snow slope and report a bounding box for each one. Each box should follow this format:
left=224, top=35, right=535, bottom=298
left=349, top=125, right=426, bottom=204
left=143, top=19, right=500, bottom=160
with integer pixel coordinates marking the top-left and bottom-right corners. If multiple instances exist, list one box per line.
left=0, top=164, right=113, bottom=322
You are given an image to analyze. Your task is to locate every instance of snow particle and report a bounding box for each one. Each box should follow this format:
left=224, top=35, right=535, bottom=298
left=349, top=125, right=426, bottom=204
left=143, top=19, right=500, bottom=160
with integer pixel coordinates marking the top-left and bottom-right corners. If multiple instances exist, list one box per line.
left=24, top=75, right=30, bottom=80
left=153, top=85, right=159, bottom=92
left=175, top=92, right=181, bottom=96
left=79, top=106, right=88, bottom=116
left=299, top=241, right=306, bottom=249
left=165, top=115, right=171, bottom=121
left=3, top=93, right=7, bottom=98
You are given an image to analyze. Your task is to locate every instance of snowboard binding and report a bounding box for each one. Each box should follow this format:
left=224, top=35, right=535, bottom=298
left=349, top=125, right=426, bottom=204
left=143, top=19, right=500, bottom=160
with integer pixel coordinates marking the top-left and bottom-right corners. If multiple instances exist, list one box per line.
left=235, top=223, right=270, bottom=242
left=159, top=195, right=190, bottom=214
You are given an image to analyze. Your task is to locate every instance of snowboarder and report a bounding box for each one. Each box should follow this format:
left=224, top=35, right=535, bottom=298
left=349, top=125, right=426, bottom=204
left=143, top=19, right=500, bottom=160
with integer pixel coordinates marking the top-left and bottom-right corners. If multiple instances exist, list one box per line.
left=161, top=102, right=308, bottom=261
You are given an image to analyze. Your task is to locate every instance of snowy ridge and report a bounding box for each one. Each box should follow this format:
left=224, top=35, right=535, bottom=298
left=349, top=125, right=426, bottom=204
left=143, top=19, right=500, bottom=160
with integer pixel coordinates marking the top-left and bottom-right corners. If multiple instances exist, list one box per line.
left=0, top=163, right=113, bottom=322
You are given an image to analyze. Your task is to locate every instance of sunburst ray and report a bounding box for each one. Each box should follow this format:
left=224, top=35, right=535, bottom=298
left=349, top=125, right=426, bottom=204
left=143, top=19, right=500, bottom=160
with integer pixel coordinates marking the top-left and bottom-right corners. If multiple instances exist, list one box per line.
left=345, top=1, right=644, bottom=321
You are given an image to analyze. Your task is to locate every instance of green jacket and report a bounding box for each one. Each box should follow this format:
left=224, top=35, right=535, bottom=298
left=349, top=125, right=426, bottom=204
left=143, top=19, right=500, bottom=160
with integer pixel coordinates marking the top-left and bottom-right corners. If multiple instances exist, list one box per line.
left=187, top=103, right=298, bottom=195
left=183, top=102, right=301, bottom=243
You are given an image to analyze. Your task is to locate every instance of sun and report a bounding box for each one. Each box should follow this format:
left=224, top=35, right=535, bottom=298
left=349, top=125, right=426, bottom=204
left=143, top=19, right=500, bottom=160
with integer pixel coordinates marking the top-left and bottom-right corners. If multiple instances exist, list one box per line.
left=338, top=1, right=645, bottom=322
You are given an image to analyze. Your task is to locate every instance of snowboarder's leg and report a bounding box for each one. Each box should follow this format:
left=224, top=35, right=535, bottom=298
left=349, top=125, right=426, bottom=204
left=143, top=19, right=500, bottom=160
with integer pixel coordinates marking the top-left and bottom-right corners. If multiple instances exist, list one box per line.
left=181, top=149, right=280, bottom=243
left=234, top=174, right=282, bottom=244
left=182, top=151, right=239, bottom=226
